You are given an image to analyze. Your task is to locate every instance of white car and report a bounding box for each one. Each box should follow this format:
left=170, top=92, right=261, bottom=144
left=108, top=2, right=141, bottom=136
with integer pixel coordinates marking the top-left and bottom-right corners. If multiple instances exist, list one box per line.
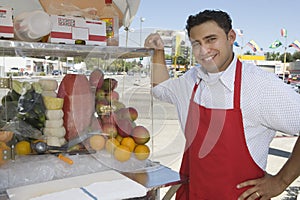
left=23, top=69, right=33, bottom=76
left=67, top=69, right=79, bottom=74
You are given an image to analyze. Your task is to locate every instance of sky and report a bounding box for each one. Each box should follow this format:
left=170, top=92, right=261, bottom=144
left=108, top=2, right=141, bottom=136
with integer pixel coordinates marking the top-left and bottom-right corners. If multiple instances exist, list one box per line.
left=1, top=0, right=298, bottom=55
left=120, top=0, right=300, bottom=55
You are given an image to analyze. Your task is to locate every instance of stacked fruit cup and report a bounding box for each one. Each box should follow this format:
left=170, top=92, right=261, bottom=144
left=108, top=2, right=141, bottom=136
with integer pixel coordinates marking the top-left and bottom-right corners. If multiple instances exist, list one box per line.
left=88, top=69, right=151, bottom=163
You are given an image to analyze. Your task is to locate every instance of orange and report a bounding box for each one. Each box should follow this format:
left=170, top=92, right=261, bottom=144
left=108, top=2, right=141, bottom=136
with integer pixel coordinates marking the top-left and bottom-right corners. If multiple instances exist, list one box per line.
left=120, top=136, right=136, bottom=152
left=114, top=145, right=131, bottom=162
left=15, top=141, right=31, bottom=155
left=105, top=138, right=120, bottom=154
left=89, top=135, right=106, bottom=151
left=134, top=144, right=150, bottom=160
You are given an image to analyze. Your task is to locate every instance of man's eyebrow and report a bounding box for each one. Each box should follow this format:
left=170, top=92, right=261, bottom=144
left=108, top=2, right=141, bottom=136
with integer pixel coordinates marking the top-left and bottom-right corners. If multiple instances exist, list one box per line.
left=203, top=34, right=217, bottom=40
left=191, top=40, right=200, bottom=44
left=191, top=34, right=217, bottom=44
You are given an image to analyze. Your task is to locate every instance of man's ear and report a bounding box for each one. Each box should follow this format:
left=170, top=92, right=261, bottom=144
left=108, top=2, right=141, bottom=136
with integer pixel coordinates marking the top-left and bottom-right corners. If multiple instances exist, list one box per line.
left=228, top=29, right=236, bottom=44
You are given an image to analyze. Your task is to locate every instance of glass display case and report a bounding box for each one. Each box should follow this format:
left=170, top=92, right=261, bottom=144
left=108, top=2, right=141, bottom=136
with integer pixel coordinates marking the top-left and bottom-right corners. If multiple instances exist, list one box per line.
left=0, top=40, right=186, bottom=200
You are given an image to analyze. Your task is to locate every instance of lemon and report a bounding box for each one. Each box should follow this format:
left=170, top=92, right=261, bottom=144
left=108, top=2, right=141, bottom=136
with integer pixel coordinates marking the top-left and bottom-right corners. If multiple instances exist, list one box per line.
left=114, top=145, right=131, bottom=162
left=105, top=138, right=120, bottom=154
left=89, top=135, right=106, bottom=151
left=134, top=144, right=150, bottom=160
left=15, top=141, right=31, bottom=155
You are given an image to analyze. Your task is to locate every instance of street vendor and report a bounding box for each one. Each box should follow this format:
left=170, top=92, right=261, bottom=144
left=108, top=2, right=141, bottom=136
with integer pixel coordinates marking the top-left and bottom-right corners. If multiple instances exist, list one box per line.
left=144, top=9, right=300, bottom=199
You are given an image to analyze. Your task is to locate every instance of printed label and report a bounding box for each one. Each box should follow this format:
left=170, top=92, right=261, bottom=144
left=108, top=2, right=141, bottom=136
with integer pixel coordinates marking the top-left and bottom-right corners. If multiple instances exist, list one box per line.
left=101, top=18, right=114, bottom=37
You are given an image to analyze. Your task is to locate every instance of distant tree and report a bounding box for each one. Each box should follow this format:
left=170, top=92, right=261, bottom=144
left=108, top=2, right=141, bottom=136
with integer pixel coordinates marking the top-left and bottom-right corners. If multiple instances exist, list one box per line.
left=74, top=57, right=84, bottom=63
left=244, top=51, right=253, bottom=55
left=265, top=52, right=280, bottom=60
left=279, top=52, right=293, bottom=63
left=292, top=51, right=300, bottom=61
left=165, top=54, right=172, bottom=60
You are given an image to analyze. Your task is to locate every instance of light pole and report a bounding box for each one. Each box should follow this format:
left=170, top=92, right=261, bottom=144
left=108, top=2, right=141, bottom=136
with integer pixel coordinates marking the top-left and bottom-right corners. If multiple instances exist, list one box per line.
left=124, top=28, right=135, bottom=47
left=140, top=17, right=145, bottom=47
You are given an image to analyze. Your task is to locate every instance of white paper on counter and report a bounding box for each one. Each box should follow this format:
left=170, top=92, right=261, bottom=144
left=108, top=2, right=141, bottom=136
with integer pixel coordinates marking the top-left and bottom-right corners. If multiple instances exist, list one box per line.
left=7, top=170, right=147, bottom=200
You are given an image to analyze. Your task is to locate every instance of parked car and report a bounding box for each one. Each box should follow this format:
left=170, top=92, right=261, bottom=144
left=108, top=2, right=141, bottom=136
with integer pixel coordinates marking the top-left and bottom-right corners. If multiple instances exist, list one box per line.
left=52, top=70, right=62, bottom=75
left=9, top=67, right=19, bottom=73
left=23, top=69, right=33, bottom=76
left=67, top=69, right=79, bottom=74
left=7, top=67, right=20, bottom=76
left=140, top=72, right=147, bottom=78
left=85, top=70, right=91, bottom=76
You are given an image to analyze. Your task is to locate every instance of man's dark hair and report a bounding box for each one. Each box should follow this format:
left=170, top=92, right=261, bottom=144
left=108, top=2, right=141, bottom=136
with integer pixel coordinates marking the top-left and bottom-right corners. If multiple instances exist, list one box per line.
left=186, top=10, right=232, bottom=37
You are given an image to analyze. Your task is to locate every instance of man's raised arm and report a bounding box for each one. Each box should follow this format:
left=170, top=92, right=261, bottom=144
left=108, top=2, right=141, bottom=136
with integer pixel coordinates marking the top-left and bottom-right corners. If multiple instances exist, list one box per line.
left=144, top=33, right=170, bottom=86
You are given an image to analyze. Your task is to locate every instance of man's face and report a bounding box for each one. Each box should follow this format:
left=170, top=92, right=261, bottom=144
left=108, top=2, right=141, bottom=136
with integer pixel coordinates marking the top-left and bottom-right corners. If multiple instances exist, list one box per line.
left=190, top=21, right=236, bottom=73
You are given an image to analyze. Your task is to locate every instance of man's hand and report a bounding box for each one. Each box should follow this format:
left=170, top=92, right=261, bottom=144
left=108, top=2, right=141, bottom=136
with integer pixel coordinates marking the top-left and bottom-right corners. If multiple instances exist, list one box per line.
left=144, top=33, right=169, bottom=86
left=144, top=33, right=164, bottom=50
left=237, top=173, right=286, bottom=200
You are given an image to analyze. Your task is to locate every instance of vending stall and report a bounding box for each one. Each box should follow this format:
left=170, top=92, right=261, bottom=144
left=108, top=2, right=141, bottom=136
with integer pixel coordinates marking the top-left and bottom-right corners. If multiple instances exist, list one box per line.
left=0, top=1, right=186, bottom=199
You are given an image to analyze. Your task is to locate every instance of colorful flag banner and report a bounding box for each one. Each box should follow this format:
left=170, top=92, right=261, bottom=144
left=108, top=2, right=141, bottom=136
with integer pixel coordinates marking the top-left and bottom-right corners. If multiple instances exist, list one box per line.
left=280, top=28, right=287, bottom=38
left=233, top=41, right=240, bottom=47
left=288, top=40, right=300, bottom=51
left=236, top=29, right=244, bottom=36
left=269, top=40, right=282, bottom=49
left=247, top=40, right=260, bottom=52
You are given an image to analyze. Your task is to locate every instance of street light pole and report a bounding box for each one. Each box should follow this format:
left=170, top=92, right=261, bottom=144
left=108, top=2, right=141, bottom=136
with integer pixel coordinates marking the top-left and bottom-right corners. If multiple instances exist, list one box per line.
left=140, top=17, right=145, bottom=47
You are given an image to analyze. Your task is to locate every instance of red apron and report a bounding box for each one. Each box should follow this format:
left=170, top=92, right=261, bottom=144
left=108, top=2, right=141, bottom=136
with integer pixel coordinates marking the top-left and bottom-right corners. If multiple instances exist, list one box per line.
left=176, top=60, right=264, bottom=199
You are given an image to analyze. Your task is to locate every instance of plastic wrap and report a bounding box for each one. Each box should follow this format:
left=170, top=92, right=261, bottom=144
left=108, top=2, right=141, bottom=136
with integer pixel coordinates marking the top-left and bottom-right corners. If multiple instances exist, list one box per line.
left=44, top=2, right=98, bottom=19
left=0, top=154, right=106, bottom=193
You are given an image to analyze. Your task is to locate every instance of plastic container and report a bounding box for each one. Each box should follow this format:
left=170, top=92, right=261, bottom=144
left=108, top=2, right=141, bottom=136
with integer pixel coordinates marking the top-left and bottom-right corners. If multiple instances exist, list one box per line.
left=13, top=10, right=51, bottom=42
left=99, top=0, right=119, bottom=46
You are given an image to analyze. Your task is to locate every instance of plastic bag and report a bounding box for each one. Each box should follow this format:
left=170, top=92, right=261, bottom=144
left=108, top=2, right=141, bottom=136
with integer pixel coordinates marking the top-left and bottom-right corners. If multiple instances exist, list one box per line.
left=47, top=2, right=98, bottom=19
left=17, top=86, right=46, bottom=130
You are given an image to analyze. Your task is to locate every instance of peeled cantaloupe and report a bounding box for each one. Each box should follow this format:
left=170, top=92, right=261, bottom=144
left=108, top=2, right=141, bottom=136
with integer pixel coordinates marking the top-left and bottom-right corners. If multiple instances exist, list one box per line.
left=43, top=96, right=64, bottom=110
left=45, top=110, right=64, bottom=120
left=38, top=78, right=58, bottom=91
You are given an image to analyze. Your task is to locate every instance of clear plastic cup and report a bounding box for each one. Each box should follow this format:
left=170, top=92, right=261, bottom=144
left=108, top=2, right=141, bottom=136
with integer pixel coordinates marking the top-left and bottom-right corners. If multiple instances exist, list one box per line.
left=14, top=10, right=51, bottom=42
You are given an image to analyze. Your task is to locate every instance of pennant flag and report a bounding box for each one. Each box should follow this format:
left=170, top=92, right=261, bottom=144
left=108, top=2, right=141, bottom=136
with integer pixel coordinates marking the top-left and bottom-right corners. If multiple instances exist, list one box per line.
left=269, top=40, right=282, bottom=49
left=247, top=40, right=261, bottom=52
left=234, top=41, right=240, bottom=47
left=288, top=40, right=300, bottom=51
left=280, top=28, right=287, bottom=38
left=236, top=29, right=244, bottom=36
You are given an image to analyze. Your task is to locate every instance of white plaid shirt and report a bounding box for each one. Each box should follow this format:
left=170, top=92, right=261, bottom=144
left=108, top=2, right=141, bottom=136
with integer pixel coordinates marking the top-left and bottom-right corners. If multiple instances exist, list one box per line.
left=152, top=56, right=300, bottom=170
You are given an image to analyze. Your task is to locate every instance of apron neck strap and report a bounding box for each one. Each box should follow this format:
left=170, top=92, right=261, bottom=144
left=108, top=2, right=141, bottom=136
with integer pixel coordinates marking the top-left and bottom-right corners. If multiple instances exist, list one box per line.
left=234, top=59, right=242, bottom=109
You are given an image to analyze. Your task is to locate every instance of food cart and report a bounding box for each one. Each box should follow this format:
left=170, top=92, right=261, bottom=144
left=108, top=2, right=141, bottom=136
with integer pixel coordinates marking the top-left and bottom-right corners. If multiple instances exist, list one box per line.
left=0, top=37, right=186, bottom=199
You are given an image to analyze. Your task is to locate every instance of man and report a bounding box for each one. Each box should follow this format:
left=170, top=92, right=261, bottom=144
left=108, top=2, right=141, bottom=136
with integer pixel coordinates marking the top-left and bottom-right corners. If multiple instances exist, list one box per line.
left=144, top=10, right=300, bottom=199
